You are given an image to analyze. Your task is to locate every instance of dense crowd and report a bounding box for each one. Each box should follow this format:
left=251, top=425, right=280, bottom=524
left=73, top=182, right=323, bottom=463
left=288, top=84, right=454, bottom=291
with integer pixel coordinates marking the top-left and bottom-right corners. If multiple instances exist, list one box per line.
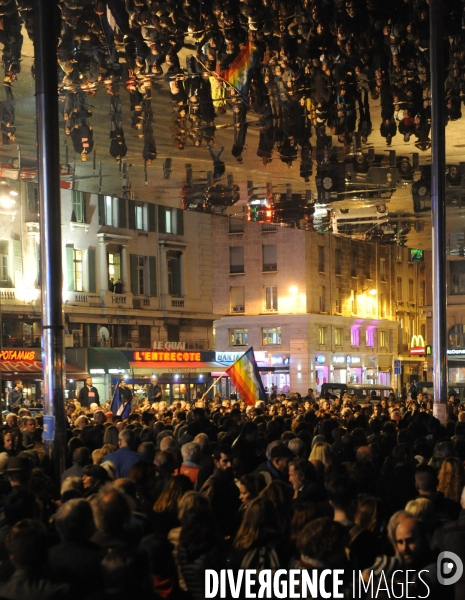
left=0, top=383, right=463, bottom=598
left=0, top=0, right=464, bottom=174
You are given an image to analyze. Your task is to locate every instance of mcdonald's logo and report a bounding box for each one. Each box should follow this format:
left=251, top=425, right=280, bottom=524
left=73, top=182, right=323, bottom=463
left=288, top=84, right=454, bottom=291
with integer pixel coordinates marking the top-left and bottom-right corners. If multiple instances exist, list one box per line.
left=410, top=334, right=426, bottom=355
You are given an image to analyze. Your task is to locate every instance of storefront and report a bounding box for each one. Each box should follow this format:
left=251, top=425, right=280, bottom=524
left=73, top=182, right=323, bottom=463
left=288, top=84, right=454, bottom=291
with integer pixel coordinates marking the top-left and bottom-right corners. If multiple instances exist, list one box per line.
left=0, top=349, right=87, bottom=406
left=215, top=351, right=291, bottom=396
left=122, top=349, right=227, bottom=404
left=65, top=347, right=131, bottom=406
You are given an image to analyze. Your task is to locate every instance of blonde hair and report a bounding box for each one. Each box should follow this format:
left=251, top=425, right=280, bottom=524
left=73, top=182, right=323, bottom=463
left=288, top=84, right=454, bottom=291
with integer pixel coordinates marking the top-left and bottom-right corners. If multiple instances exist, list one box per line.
left=405, top=498, right=435, bottom=523
left=92, top=449, right=104, bottom=465
left=438, top=457, right=465, bottom=503
left=309, top=442, right=333, bottom=467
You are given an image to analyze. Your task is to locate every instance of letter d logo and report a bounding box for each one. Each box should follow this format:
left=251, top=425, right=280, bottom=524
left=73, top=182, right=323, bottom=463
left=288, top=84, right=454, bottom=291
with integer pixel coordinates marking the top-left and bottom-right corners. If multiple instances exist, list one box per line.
left=437, top=551, right=463, bottom=586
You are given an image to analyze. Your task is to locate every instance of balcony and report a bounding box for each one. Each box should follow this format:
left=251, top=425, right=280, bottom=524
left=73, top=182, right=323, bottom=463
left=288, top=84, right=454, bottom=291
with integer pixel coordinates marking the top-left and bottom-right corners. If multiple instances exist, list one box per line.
left=263, top=263, right=277, bottom=272
left=171, top=298, right=185, bottom=308
left=229, top=223, right=244, bottom=234
left=261, top=224, right=277, bottom=232
left=230, top=265, right=245, bottom=274
left=231, top=305, right=245, bottom=313
left=133, top=297, right=153, bottom=309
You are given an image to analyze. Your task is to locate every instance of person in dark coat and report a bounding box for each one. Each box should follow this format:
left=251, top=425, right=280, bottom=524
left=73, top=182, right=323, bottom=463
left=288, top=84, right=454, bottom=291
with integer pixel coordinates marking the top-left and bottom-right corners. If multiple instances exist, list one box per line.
left=199, top=444, right=240, bottom=538
left=110, top=379, right=132, bottom=420
left=49, top=498, right=103, bottom=597
left=78, top=376, right=100, bottom=409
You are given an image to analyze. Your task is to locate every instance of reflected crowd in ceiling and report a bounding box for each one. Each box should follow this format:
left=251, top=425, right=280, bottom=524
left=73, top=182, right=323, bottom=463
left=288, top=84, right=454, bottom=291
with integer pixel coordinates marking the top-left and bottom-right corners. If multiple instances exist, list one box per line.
left=0, top=0, right=464, bottom=248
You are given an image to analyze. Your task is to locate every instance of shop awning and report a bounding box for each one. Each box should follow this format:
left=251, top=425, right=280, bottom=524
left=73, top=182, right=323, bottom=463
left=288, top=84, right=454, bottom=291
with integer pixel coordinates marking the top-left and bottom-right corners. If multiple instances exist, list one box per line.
left=88, top=348, right=131, bottom=374
left=130, top=361, right=227, bottom=374
left=0, top=360, right=91, bottom=380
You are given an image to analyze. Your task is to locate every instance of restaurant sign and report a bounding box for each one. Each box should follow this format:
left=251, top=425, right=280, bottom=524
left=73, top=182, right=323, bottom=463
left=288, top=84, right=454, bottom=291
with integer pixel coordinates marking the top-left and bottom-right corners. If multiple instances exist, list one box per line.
left=0, top=350, right=37, bottom=362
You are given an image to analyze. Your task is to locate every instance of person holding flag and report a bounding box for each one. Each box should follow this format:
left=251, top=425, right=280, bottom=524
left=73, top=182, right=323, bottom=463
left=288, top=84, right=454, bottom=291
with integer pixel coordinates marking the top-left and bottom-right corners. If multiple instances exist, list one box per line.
left=225, top=347, right=267, bottom=406
left=110, top=379, right=133, bottom=419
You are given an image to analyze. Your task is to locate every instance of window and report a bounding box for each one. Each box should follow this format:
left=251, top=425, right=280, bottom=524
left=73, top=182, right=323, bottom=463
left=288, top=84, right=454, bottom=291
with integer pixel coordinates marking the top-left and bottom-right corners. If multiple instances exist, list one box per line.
left=99, top=196, right=126, bottom=228
left=104, top=196, right=119, bottom=227
left=0, top=241, right=9, bottom=286
left=229, top=218, right=244, bottom=233
left=351, top=289, right=357, bottom=315
left=230, top=287, right=245, bottom=313
left=450, top=261, right=465, bottom=294
left=318, top=326, right=327, bottom=345
left=167, top=251, right=181, bottom=296
left=135, top=203, right=146, bottom=230
left=72, top=190, right=86, bottom=223
left=319, top=285, right=326, bottom=312
left=318, top=246, right=325, bottom=272
left=335, top=288, right=341, bottom=313
left=334, top=328, right=342, bottom=346
left=26, top=183, right=39, bottom=213
left=230, top=329, right=248, bottom=346
left=230, top=247, right=244, bottom=274
left=396, top=277, right=403, bottom=301
left=351, top=328, right=360, bottom=347
left=264, top=286, right=278, bottom=311
left=409, top=318, right=415, bottom=336
left=366, top=253, right=373, bottom=280
left=158, top=206, right=184, bottom=235
left=408, top=279, right=414, bottom=302
left=379, top=330, right=388, bottom=349
left=262, top=327, right=281, bottom=345
left=379, top=258, right=386, bottom=281
left=366, top=329, right=374, bottom=347
left=129, top=201, right=156, bottom=232
left=262, top=245, right=277, bottom=271
left=419, top=280, right=425, bottom=306
left=335, top=248, right=342, bottom=275
left=130, top=254, right=157, bottom=297
left=108, top=253, right=121, bottom=281
left=73, top=249, right=83, bottom=292
left=450, top=324, right=465, bottom=349
left=380, top=293, right=386, bottom=318
left=351, top=250, right=357, bottom=277
left=137, top=257, right=147, bottom=295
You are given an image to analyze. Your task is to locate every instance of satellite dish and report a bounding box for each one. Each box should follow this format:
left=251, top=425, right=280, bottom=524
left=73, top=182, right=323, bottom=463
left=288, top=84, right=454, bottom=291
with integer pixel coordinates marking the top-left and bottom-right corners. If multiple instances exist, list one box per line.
left=99, top=327, right=110, bottom=343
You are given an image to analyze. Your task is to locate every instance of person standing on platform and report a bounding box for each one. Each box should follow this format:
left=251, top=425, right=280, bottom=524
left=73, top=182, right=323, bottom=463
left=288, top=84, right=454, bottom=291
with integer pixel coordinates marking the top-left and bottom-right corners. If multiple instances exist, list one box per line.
left=78, top=377, right=100, bottom=409
left=110, top=379, right=133, bottom=419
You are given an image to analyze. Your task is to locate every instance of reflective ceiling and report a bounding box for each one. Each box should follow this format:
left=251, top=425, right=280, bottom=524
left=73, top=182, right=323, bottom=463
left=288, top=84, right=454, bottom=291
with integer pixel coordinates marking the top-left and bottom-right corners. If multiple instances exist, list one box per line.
left=1, top=1, right=465, bottom=251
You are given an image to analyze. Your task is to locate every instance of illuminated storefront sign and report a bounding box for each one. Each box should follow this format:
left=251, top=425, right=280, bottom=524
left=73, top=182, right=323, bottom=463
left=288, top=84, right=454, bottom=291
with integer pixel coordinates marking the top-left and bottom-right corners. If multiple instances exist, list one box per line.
left=409, top=335, right=426, bottom=355
left=316, top=354, right=326, bottom=364
left=215, top=352, right=289, bottom=368
left=0, top=350, right=36, bottom=361
left=133, top=351, right=201, bottom=362
left=152, top=341, right=187, bottom=350
left=448, top=348, right=465, bottom=355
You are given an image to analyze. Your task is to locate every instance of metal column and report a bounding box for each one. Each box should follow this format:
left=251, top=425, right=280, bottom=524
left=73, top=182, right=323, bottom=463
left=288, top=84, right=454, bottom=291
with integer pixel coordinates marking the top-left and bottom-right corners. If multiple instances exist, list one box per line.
left=34, top=0, right=67, bottom=474
left=430, top=0, right=448, bottom=424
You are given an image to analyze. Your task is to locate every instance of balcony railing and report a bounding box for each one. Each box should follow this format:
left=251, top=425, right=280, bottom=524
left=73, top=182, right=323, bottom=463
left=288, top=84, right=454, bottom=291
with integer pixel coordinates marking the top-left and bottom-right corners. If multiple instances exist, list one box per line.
left=230, top=265, right=245, bottom=274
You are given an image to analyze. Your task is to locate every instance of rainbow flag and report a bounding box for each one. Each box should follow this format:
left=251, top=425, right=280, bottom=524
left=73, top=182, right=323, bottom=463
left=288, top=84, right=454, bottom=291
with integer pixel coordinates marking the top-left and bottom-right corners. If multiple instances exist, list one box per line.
left=218, top=40, right=261, bottom=96
left=226, top=347, right=267, bottom=406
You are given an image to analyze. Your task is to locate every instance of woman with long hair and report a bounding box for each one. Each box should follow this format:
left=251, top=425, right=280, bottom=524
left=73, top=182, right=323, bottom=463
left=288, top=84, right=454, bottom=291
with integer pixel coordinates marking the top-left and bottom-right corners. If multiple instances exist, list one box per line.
left=231, top=497, right=288, bottom=576
left=152, top=475, right=193, bottom=537
left=438, top=456, right=465, bottom=503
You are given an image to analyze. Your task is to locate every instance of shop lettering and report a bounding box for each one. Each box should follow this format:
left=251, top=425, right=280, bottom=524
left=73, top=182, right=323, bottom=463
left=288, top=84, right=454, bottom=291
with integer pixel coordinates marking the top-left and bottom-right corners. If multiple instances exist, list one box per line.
left=333, top=357, right=345, bottom=364
left=0, top=350, right=35, bottom=361
left=134, top=351, right=201, bottom=362
left=152, top=341, right=186, bottom=350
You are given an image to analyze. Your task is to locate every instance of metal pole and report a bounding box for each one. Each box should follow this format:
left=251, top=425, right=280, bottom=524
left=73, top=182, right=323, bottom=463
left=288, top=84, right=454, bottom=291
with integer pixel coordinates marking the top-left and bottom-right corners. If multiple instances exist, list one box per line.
left=34, top=0, right=67, bottom=475
left=430, top=0, right=448, bottom=424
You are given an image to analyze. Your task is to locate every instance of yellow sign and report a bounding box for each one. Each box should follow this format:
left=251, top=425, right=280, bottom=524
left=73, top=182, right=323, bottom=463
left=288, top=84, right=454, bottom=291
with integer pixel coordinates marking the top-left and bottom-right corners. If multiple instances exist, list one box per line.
left=0, top=350, right=35, bottom=361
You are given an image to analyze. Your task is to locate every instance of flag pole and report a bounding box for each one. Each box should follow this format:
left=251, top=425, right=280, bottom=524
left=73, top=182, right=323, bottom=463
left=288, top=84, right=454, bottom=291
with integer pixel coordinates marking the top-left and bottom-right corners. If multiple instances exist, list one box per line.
left=202, top=373, right=225, bottom=398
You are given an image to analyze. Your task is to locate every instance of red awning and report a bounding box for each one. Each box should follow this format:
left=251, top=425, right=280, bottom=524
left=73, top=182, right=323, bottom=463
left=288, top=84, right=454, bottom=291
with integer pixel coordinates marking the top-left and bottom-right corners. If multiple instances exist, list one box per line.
left=0, top=360, right=87, bottom=380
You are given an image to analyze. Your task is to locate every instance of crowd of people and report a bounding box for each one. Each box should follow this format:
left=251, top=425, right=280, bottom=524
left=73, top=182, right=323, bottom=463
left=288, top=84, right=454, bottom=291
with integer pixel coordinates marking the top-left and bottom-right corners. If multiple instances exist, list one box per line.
left=0, top=0, right=464, bottom=176
left=0, top=382, right=462, bottom=598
